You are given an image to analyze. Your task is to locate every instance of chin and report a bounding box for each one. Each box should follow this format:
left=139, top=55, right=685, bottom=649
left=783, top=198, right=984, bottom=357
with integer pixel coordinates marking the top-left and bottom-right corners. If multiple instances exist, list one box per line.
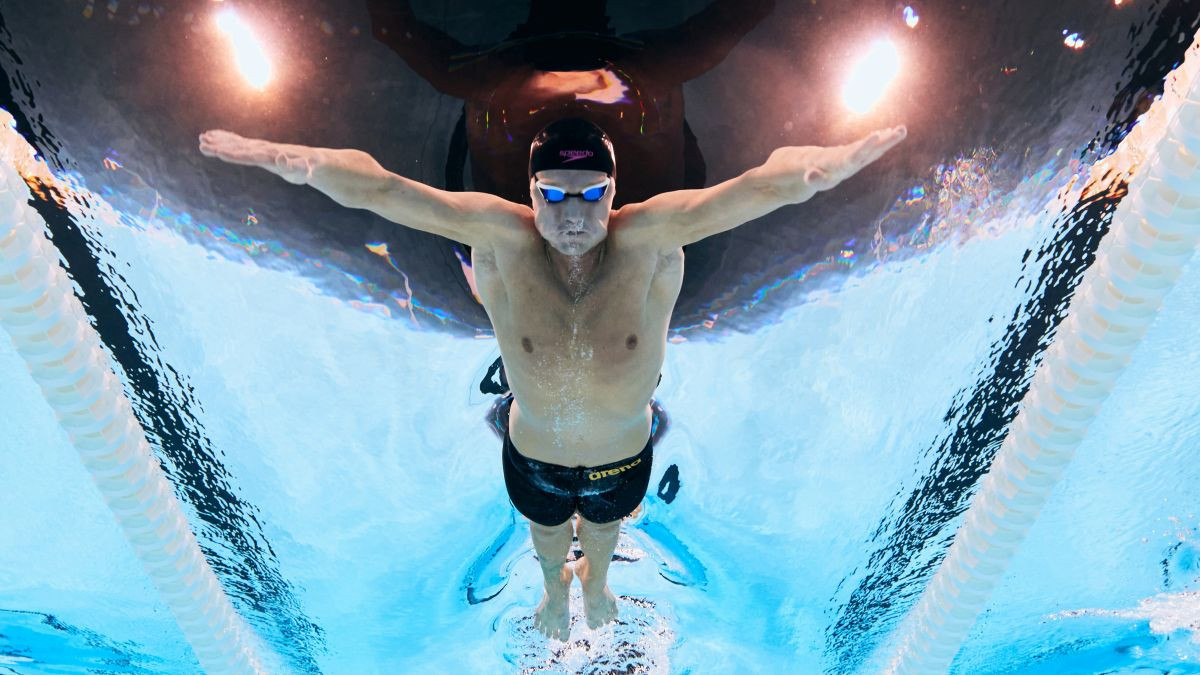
left=550, top=238, right=598, bottom=256
left=556, top=243, right=588, bottom=256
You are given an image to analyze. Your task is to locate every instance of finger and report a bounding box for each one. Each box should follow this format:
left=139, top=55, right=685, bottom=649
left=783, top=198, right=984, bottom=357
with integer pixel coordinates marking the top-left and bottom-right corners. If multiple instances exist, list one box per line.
left=200, top=144, right=264, bottom=166
left=199, top=130, right=240, bottom=158
left=199, top=135, right=271, bottom=167
left=199, top=129, right=254, bottom=152
left=197, top=130, right=220, bottom=155
left=844, top=130, right=882, bottom=165
left=849, top=125, right=907, bottom=167
left=877, top=125, right=907, bottom=152
left=849, top=126, right=903, bottom=161
left=198, top=129, right=241, bottom=147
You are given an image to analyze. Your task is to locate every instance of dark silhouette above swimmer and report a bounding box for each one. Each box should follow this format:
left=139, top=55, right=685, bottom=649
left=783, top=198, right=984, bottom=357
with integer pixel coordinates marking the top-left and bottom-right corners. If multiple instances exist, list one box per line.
left=199, top=113, right=905, bottom=639
left=367, top=0, right=776, bottom=206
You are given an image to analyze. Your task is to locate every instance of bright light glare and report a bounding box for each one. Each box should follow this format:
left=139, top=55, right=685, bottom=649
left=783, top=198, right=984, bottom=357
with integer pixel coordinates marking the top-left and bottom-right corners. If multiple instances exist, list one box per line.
left=842, top=40, right=902, bottom=115
left=903, top=6, right=919, bottom=28
left=215, top=11, right=272, bottom=90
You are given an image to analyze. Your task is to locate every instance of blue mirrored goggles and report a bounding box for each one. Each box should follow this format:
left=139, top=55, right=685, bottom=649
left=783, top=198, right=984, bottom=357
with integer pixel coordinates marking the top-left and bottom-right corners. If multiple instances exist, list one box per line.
left=535, top=179, right=610, bottom=204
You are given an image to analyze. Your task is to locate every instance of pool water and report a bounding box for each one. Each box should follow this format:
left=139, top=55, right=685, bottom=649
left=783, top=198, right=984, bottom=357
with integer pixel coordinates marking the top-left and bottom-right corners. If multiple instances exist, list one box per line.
left=2, top=1, right=1200, bottom=673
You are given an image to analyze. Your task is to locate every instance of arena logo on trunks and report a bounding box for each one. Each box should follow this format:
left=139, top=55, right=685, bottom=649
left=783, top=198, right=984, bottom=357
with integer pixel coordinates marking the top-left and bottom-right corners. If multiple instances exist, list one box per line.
left=560, top=149, right=594, bottom=163
left=589, top=457, right=642, bottom=481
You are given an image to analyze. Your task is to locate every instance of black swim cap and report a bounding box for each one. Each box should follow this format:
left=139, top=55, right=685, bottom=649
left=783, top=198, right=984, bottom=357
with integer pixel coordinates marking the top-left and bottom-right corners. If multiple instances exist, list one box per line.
left=529, top=118, right=615, bottom=179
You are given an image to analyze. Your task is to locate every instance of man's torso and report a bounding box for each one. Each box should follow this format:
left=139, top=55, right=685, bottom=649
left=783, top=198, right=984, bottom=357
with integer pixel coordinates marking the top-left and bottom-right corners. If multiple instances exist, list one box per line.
left=473, top=215, right=683, bottom=466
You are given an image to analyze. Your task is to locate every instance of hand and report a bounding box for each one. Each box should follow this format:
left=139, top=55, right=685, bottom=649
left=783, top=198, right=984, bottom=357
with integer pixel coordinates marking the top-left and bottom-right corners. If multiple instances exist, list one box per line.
left=198, top=129, right=316, bottom=185
left=766, top=125, right=907, bottom=201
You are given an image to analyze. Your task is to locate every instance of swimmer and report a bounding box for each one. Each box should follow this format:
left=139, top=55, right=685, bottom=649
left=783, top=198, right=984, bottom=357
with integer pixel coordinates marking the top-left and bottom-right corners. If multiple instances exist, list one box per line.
left=199, top=117, right=905, bottom=640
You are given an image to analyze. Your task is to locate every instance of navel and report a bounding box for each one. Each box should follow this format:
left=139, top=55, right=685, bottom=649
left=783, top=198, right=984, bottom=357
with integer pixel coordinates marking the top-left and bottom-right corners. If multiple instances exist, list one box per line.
left=522, top=337, right=534, bottom=353
left=625, top=334, right=638, bottom=350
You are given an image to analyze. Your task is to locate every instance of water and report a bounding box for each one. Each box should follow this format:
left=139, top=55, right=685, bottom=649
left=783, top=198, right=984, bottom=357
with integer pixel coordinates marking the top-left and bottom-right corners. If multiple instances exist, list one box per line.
left=2, top=1, right=1200, bottom=673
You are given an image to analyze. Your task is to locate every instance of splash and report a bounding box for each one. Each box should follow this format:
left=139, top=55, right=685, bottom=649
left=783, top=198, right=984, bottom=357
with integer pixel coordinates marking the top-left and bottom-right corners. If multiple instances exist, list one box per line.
left=1054, top=591, right=1200, bottom=644
left=1054, top=520, right=1200, bottom=646
left=502, top=594, right=675, bottom=673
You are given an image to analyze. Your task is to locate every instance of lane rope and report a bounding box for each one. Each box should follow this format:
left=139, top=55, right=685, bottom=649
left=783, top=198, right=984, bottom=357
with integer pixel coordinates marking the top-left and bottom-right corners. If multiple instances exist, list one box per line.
left=0, top=111, right=268, bottom=675
left=884, top=32, right=1200, bottom=675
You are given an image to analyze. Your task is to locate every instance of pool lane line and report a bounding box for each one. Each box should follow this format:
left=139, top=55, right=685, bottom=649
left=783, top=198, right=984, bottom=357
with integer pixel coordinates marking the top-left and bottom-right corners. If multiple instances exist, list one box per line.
left=0, top=112, right=271, bottom=675
left=883, top=30, right=1200, bottom=675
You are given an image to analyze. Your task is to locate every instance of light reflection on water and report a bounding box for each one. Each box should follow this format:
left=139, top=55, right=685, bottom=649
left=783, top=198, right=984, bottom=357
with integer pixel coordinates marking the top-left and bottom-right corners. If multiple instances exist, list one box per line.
left=3, top=1, right=1200, bottom=673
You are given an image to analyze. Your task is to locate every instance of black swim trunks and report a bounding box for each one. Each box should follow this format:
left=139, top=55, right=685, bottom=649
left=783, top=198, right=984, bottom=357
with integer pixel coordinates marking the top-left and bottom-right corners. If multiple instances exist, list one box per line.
left=501, top=402, right=653, bottom=527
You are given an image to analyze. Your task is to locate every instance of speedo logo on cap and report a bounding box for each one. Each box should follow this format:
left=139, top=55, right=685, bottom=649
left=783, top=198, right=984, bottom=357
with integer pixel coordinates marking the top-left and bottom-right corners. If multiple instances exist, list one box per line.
left=559, top=149, right=594, bottom=163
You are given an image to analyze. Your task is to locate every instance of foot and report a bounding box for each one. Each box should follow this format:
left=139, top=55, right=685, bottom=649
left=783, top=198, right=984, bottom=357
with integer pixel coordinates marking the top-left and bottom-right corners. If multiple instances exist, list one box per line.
left=582, top=584, right=619, bottom=629
left=534, top=564, right=573, bottom=641
left=576, top=556, right=619, bottom=629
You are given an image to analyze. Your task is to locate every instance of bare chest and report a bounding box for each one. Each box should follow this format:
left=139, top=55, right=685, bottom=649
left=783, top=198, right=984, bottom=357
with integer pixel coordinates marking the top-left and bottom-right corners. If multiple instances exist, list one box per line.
left=472, top=236, right=681, bottom=462
left=474, top=240, right=678, bottom=392
left=475, top=242, right=679, bottom=356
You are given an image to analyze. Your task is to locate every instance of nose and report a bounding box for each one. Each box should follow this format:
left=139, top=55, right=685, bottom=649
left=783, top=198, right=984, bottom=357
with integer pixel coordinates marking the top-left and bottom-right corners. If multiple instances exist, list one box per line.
left=560, top=199, right=586, bottom=224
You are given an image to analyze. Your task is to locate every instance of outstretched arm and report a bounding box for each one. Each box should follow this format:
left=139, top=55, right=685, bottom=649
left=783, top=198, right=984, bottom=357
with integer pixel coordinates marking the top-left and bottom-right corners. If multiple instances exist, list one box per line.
left=615, top=126, right=906, bottom=249
left=198, top=130, right=527, bottom=249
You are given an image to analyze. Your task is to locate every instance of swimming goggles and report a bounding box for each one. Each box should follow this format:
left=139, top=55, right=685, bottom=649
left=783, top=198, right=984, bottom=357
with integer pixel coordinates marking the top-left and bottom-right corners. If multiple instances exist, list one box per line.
left=535, top=179, right=610, bottom=203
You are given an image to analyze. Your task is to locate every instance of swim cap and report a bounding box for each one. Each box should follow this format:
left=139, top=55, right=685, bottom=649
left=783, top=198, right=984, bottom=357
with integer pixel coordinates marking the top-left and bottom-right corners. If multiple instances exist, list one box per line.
left=529, top=118, right=615, bottom=179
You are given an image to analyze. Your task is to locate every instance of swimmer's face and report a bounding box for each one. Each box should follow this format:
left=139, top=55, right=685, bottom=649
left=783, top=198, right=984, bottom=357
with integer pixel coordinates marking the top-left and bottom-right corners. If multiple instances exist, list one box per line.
left=530, top=169, right=615, bottom=256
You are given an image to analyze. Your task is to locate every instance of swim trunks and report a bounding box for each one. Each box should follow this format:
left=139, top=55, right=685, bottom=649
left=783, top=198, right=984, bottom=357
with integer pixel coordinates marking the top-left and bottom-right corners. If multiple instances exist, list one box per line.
left=501, top=400, right=653, bottom=527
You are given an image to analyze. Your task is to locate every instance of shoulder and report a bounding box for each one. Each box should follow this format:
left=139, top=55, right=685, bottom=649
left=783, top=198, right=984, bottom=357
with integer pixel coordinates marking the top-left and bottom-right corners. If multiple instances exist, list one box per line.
left=450, top=192, right=536, bottom=250
left=609, top=202, right=679, bottom=253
